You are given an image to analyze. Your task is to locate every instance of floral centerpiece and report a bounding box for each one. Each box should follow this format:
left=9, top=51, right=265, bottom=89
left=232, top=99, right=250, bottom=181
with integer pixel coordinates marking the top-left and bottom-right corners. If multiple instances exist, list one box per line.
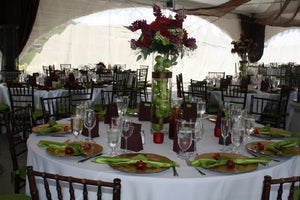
left=127, top=5, right=197, bottom=133
left=231, top=33, right=258, bottom=78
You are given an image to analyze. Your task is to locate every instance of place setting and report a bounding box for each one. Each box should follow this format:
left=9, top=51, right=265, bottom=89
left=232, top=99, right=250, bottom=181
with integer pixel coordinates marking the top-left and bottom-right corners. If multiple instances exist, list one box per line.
left=89, top=116, right=180, bottom=175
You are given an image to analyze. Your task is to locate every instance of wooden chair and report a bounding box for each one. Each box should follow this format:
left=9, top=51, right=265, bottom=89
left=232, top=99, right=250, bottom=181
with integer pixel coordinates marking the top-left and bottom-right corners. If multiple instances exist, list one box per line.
left=100, top=90, right=135, bottom=111
left=113, top=72, right=129, bottom=91
left=68, top=83, right=94, bottom=110
left=250, top=85, right=291, bottom=129
left=136, top=67, right=149, bottom=101
left=4, top=105, right=33, bottom=193
left=221, top=84, right=248, bottom=109
left=261, top=175, right=300, bottom=200
left=26, top=166, right=121, bottom=200
left=7, top=83, right=43, bottom=124
left=0, top=70, right=22, bottom=82
left=40, top=95, right=72, bottom=123
left=176, top=73, right=184, bottom=98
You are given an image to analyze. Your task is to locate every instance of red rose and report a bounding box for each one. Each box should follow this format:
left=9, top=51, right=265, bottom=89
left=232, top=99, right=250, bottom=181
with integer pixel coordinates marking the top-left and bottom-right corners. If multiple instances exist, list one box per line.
left=142, top=36, right=152, bottom=48
left=227, top=160, right=235, bottom=168
left=65, top=147, right=74, bottom=154
left=213, top=153, right=221, bottom=160
left=136, top=160, right=146, bottom=170
left=160, top=28, right=170, bottom=37
left=257, top=142, right=264, bottom=150
left=82, top=143, right=92, bottom=150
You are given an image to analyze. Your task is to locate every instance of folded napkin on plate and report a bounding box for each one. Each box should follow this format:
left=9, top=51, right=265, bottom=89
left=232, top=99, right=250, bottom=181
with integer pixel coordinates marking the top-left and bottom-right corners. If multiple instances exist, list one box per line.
left=191, top=156, right=271, bottom=168
left=92, top=154, right=179, bottom=168
left=266, top=138, right=300, bottom=155
left=259, top=124, right=292, bottom=137
left=37, top=125, right=63, bottom=134
left=37, top=140, right=87, bottom=156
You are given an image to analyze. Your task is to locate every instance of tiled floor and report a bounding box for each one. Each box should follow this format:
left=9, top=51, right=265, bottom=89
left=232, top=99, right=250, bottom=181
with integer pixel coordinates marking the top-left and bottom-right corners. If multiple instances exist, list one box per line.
left=0, top=134, right=26, bottom=195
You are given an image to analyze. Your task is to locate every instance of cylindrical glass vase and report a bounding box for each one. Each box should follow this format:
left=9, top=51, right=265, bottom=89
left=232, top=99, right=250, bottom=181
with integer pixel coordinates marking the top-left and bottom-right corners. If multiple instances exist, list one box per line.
left=151, top=55, right=173, bottom=134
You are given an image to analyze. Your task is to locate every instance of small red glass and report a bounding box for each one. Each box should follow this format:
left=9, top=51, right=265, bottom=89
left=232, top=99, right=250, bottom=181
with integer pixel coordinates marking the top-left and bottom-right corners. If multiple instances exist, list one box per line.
left=153, top=132, right=164, bottom=143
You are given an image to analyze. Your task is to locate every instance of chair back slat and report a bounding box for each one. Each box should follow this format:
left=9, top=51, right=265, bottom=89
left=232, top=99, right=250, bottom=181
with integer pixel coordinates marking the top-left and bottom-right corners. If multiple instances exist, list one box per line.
left=27, top=166, right=121, bottom=200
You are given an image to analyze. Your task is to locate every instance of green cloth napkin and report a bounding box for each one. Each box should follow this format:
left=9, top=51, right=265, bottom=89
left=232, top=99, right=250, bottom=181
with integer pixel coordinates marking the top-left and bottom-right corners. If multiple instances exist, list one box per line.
left=92, top=154, right=179, bottom=168
left=259, top=124, right=292, bottom=137
left=191, top=156, right=271, bottom=168
left=37, top=124, right=63, bottom=134
left=126, top=108, right=139, bottom=115
left=266, top=138, right=300, bottom=155
left=37, top=140, right=87, bottom=157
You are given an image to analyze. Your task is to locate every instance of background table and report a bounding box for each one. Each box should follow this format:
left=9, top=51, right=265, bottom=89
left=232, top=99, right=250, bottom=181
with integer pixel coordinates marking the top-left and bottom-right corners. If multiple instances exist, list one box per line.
left=26, top=117, right=300, bottom=200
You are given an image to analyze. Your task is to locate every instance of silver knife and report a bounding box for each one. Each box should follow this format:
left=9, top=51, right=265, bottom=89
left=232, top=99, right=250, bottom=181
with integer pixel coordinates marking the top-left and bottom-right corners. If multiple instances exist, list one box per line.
left=78, top=153, right=103, bottom=163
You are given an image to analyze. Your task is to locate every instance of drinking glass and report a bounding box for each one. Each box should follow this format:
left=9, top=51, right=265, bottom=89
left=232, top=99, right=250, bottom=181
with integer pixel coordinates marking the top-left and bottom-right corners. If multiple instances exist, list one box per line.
left=195, top=98, right=206, bottom=118
left=84, top=109, right=96, bottom=142
left=220, top=117, right=232, bottom=152
left=177, top=127, right=193, bottom=159
left=71, top=116, right=83, bottom=141
left=121, top=118, right=134, bottom=153
left=107, top=128, right=121, bottom=156
left=111, top=116, right=121, bottom=129
left=120, top=96, right=129, bottom=116
left=244, top=116, right=255, bottom=142
left=231, top=125, right=244, bottom=153
left=190, top=118, right=204, bottom=155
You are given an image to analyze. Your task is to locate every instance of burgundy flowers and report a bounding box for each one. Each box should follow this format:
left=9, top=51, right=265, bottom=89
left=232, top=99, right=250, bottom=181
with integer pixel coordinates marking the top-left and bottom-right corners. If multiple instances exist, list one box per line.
left=231, top=33, right=258, bottom=59
left=128, top=5, right=197, bottom=61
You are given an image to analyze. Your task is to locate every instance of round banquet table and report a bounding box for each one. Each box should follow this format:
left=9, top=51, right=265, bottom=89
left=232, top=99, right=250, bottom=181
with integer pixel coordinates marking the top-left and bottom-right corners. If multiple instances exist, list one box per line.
left=26, top=117, right=300, bottom=200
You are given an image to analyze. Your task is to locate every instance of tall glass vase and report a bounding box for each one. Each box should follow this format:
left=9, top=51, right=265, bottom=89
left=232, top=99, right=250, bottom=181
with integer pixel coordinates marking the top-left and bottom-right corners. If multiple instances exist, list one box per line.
left=239, top=53, right=248, bottom=78
left=151, top=54, right=172, bottom=134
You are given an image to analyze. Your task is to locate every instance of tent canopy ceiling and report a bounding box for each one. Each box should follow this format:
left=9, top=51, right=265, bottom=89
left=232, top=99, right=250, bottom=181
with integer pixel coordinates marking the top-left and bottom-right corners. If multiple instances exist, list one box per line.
left=24, top=0, right=300, bottom=54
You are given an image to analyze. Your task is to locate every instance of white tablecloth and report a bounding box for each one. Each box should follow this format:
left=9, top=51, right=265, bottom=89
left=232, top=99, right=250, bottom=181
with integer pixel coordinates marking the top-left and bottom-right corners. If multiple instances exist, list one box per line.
left=26, top=117, right=300, bottom=200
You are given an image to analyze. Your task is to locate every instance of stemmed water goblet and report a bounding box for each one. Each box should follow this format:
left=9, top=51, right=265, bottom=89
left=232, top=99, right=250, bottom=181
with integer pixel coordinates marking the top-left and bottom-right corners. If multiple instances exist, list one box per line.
left=84, top=109, right=96, bottom=142
left=71, top=115, right=83, bottom=141
left=107, top=127, right=121, bottom=156
left=220, top=117, right=232, bottom=152
left=121, top=118, right=134, bottom=153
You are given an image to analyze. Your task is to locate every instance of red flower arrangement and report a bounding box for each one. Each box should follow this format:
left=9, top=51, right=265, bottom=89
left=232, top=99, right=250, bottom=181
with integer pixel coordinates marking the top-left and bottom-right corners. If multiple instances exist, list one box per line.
left=231, top=33, right=258, bottom=61
left=127, top=5, right=197, bottom=63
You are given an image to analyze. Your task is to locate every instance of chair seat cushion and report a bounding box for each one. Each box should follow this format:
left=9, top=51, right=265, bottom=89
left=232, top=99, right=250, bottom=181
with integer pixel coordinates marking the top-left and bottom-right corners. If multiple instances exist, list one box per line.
left=0, top=103, right=10, bottom=111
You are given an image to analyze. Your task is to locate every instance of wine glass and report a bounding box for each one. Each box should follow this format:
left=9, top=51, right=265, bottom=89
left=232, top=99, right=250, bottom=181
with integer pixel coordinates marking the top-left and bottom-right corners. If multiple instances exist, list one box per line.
left=220, top=117, right=232, bottom=152
left=84, top=109, right=96, bottom=142
left=107, top=128, right=121, bottom=156
left=177, top=127, right=193, bottom=159
left=71, top=116, right=83, bottom=141
left=114, top=96, right=124, bottom=116
left=231, top=124, right=244, bottom=153
left=121, top=118, right=134, bottom=153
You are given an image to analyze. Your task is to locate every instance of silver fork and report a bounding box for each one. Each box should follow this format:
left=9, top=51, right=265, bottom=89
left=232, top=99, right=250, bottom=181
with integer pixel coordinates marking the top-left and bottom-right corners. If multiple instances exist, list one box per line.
left=186, top=159, right=206, bottom=175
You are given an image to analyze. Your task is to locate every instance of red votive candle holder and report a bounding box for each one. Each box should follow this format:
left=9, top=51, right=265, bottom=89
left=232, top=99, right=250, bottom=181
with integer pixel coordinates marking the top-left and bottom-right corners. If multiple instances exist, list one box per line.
left=153, top=132, right=164, bottom=144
